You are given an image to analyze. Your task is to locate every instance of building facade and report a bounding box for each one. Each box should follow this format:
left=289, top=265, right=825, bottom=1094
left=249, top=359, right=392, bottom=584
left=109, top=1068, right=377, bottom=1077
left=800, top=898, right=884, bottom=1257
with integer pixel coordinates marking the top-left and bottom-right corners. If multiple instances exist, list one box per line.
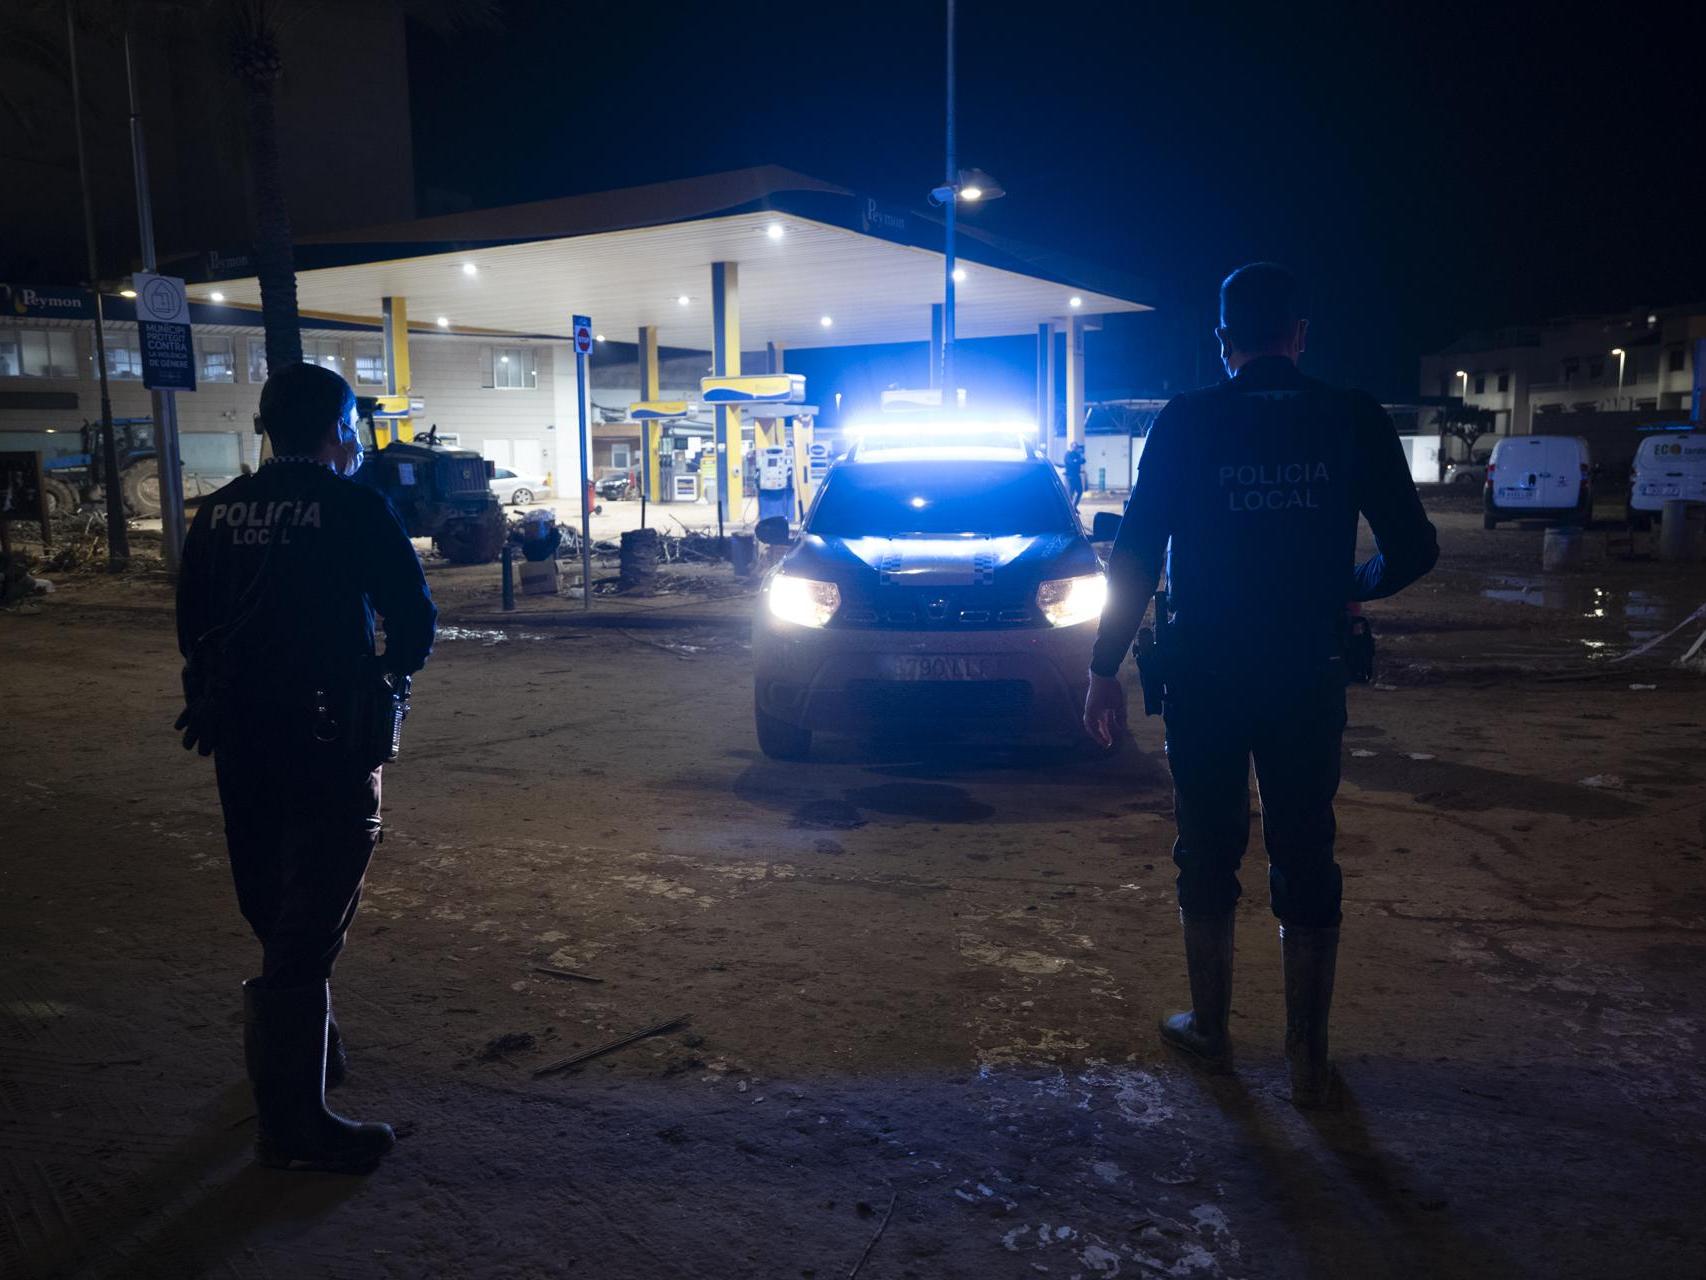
left=1420, top=305, right=1706, bottom=437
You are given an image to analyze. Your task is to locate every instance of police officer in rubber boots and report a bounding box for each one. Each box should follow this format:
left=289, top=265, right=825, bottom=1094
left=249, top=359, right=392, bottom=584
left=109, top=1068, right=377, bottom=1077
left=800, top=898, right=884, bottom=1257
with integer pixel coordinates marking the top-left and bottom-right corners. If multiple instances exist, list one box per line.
left=175, top=361, right=437, bottom=1169
left=1083, top=264, right=1437, bottom=1106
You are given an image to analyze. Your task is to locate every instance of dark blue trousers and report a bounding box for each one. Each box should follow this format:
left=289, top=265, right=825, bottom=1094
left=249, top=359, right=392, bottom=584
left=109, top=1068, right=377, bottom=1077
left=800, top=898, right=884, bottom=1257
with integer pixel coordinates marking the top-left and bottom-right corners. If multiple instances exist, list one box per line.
left=1162, top=662, right=1348, bottom=927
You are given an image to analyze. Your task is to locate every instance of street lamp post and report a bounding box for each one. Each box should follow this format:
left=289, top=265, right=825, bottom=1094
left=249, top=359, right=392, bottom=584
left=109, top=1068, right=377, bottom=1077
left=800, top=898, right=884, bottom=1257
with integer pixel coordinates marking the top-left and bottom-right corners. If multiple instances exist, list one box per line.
left=1456, top=369, right=1469, bottom=399
left=1611, top=347, right=1626, bottom=409
left=942, top=0, right=957, bottom=402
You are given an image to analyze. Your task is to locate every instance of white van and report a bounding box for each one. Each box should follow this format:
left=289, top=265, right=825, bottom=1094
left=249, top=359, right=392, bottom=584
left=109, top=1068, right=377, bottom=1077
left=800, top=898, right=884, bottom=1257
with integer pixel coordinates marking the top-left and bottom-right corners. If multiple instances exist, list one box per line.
left=1627, top=432, right=1706, bottom=529
left=1483, top=435, right=1592, bottom=529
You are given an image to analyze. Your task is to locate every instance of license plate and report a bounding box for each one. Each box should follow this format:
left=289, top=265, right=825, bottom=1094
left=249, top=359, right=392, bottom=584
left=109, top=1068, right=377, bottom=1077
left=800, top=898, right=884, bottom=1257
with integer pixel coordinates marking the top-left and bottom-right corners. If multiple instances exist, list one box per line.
left=1495, top=486, right=1533, bottom=501
left=1642, top=483, right=1681, bottom=497
left=881, top=655, right=998, bottom=680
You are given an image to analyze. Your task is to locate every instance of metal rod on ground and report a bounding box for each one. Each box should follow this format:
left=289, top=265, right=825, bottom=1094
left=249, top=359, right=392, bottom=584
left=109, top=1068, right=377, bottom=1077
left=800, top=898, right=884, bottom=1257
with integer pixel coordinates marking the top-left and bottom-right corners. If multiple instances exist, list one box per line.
left=66, top=0, right=128, bottom=570
left=124, top=22, right=184, bottom=575
left=531, top=965, right=603, bottom=983
left=500, top=542, right=515, bottom=611
left=532, top=1014, right=689, bottom=1077
left=848, top=1191, right=898, bottom=1280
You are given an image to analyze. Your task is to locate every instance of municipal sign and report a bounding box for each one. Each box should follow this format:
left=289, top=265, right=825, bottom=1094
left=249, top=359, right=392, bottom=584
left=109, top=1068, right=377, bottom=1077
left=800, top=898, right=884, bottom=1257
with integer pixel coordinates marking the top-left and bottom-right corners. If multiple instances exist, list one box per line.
left=573, top=315, right=593, bottom=356
left=133, top=272, right=196, bottom=392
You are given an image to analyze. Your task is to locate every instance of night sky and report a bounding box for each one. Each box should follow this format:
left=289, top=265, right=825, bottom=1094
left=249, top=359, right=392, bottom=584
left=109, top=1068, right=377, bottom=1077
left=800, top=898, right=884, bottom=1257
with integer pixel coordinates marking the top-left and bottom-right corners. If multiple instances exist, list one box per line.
left=410, top=0, right=1706, bottom=403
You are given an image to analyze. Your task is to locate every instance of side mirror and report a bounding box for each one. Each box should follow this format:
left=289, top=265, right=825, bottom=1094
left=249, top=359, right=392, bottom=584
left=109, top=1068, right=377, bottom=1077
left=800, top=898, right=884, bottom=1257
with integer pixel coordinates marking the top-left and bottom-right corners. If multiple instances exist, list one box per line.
left=754, top=515, right=792, bottom=547
left=1091, top=511, right=1122, bottom=543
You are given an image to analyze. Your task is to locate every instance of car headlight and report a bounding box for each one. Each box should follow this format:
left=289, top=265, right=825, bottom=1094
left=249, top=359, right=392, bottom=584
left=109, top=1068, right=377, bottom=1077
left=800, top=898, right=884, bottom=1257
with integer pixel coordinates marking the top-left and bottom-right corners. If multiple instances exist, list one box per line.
left=767, top=573, right=841, bottom=628
left=1036, top=573, right=1107, bottom=627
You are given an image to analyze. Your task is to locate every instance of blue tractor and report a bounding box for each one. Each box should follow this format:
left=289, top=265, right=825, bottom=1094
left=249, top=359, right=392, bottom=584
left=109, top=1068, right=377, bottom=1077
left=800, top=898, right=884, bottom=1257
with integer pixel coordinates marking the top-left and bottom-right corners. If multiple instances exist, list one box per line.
left=40, top=418, right=164, bottom=518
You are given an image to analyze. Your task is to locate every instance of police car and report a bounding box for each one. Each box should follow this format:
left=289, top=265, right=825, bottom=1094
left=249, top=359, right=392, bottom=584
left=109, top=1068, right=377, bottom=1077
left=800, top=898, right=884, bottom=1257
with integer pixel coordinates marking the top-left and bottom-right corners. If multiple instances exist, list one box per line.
left=750, top=423, right=1110, bottom=759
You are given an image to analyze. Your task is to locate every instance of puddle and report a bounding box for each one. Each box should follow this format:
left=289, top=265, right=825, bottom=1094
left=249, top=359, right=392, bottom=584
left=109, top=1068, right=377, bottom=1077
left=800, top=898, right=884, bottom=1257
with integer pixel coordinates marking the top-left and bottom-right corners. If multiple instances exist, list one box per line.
left=1479, top=577, right=1685, bottom=652
left=436, top=627, right=549, bottom=645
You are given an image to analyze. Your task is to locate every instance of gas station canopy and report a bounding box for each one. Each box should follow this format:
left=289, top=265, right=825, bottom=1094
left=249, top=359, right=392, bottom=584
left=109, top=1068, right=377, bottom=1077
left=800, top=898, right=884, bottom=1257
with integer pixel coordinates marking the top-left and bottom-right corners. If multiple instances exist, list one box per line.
left=182, top=166, right=1151, bottom=345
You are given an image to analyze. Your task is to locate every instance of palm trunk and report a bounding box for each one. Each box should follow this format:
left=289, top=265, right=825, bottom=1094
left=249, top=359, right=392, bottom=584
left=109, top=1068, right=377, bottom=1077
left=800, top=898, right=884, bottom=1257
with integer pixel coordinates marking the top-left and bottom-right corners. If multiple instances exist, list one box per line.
left=243, top=70, right=301, bottom=370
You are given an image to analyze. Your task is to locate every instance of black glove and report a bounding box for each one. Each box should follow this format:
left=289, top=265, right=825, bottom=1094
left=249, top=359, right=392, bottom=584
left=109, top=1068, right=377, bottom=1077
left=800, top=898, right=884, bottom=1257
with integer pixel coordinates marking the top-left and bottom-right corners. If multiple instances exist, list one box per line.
left=174, top=702, right=217, bottom=756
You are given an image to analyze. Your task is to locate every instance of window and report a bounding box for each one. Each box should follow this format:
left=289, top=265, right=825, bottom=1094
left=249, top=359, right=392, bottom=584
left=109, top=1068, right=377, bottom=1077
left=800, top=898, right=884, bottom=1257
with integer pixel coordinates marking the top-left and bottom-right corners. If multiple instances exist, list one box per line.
left=1473, top=374, right=1486, bottom=395
left=1560, top=357, right=1579, bottom=382
left=105, top=337, right=143, bottom=380
left=1670, top=347, right=1686, bottom=373
left=198, top=336, right=235, bottom=383
left=2, top=328, right=79, bottom=377
left=485, top=346, right=537, bottom=390
left=1587, top=358, right=1604, bottom=380
left=611, top=443, right=631, bottom=470
left=247, top=339, right=268, bottom=383
left=354, top=340, right=386, bottom=387
left=304, top=338, right=342, bottom=373
left=1497, top=372, right=1510, bottom=393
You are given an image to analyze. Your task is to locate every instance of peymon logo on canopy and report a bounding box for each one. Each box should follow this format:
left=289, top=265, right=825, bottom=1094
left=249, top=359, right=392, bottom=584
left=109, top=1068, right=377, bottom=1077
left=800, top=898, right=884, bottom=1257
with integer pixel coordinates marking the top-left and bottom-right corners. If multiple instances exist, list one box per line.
left=2, top=284, right=93, bottom=318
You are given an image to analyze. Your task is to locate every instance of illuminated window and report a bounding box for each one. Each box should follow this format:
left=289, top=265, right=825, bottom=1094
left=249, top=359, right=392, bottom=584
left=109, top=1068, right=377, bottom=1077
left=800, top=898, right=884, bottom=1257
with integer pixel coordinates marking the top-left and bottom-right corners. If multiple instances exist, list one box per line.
left=105, top=337, right=144, bottom=380
left=488, top=346, right=537, bottom=390
left=2, top=328, right=79, bottom=377
left=247, top=339, right=268, bottom=383
left=304, top=338, right=342, bottom=372
left=355, top=340, right=386, bottom=387
left=199, top=336, right=235, bottom=383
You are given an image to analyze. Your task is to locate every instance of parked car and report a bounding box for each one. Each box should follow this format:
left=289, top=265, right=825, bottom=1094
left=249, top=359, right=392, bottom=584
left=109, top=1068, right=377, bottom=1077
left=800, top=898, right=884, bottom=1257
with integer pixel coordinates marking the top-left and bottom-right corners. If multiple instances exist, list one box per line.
left=1627, top=430, right=1706, bottom=530
left=749, top=431, right=1109, bottom=760
left=594, top=471, right=635, bottom=501
left=489, top=467, right=546, bottom=505
left=1483, top=435, right=1592, bottom=529
left=1444, top=446, right=1493, bottom=486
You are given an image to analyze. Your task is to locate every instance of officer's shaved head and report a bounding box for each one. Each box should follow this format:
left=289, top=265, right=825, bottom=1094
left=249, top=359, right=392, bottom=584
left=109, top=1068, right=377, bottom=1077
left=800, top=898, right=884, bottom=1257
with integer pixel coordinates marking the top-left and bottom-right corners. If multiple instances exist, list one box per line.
left=1219, top=262, right=1304, bottom=356
left=259, top=361, right=356, bottom=455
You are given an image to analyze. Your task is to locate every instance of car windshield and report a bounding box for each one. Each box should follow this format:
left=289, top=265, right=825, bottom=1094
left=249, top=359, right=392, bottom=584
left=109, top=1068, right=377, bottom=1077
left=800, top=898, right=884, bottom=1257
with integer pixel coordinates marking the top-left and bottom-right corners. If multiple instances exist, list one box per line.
left=808, top=459, right=1073, bottom=537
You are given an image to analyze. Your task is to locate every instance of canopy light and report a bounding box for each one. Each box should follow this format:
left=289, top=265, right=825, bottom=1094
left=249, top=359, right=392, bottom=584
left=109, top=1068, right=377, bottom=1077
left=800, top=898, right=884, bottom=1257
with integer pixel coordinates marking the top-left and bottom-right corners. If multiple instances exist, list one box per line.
left=952, top=267, right=967, bottom=282
left=677, top=295, right=691, bottom=306
left=462, top=262, right=478, bottom=277
left=437, top=316, right=450, bottom=328
left=820, top=315, right=834, bottom=328
left=209, top=291, right=225, bottom=303
left=766, top=222, right=784, bottom=240
left=595, top=333, right=606, bottom=343
left=119, top=289, right=137, bottom=298
left=1069, top=296, right=1083, bottom=309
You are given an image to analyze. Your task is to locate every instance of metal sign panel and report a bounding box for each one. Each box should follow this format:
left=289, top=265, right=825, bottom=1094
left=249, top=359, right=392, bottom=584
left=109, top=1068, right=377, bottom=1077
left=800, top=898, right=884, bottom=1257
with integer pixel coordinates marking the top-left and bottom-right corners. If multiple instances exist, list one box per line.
left=573, top=315, right=594, bottom=356
left=133, top=273, right=196, bottom=391
left=1, top=284, right=93, bottom=319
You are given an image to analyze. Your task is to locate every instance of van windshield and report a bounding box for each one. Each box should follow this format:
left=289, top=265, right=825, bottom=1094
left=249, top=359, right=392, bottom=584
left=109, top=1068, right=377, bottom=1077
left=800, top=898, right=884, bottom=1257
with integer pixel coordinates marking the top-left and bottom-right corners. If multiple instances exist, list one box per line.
left=809, top=460, right=1074, bottom=538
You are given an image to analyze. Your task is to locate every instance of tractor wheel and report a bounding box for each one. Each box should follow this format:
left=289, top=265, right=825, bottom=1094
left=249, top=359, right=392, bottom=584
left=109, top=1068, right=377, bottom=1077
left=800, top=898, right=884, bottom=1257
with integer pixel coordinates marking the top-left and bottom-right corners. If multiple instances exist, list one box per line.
left=434, top=507, right=506, bottom=564
left=43, top=478, right=80, bottom=518
left=121, top=464, right=162, bottom=518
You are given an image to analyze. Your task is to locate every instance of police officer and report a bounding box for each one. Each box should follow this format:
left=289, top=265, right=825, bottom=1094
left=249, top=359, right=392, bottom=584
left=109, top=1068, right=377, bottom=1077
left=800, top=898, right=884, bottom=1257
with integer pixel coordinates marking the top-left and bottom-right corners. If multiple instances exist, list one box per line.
left=1083, top=264, right=1437, bottom=1106
left=175, top=361, right=437, bottom=1170
left=1065, top=441, right=1088, bottom=511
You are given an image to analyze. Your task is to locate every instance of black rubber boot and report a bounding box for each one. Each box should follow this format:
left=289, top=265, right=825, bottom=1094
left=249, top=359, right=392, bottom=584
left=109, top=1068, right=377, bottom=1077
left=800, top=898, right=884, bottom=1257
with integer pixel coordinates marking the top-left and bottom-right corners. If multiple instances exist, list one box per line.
left=243, top=980, right=394, bottom=1172
left=1157, top=911, right=1235, bottom=1069
left=1280, top=923, right=1341, bottom=1108
left=326, top=1012, right=347, bottom=1090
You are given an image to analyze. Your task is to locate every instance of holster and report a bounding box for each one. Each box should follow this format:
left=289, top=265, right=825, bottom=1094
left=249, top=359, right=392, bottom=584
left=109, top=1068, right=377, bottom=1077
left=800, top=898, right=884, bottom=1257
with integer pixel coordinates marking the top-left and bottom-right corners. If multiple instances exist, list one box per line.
left=316, top=658, right=411, bottom=772
left=1133, top=589, right=1172, bottom=716
left=1340, top=613, right=1376, bottom=684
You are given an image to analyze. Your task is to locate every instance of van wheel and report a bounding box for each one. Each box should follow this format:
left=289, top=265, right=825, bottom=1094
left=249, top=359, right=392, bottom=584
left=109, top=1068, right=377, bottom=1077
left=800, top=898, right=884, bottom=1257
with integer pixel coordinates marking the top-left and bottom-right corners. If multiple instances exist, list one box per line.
left=1483, top=512, right=1499, bottom=530
left=755, top=699, right=811, bottom=760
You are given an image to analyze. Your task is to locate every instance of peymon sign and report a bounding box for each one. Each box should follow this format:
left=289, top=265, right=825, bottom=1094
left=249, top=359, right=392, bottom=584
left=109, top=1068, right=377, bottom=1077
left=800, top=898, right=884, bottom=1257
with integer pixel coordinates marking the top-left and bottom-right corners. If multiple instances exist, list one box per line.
left=2, top=284, right=93, bottom=318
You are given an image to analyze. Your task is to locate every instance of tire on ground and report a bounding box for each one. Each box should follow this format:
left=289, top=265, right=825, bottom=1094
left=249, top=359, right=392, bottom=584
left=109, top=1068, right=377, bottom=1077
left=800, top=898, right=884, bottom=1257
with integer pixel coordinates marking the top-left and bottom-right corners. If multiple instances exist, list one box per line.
left=434, top=506, right=506, bottom=564
left=120, top=464, right=162, bottom=518
left=43, top=478, right=80, bottom=518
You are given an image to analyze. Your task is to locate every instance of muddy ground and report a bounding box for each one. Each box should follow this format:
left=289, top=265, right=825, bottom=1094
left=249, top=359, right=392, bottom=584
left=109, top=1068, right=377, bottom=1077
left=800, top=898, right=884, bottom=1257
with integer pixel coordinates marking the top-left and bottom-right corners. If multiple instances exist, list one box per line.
left=3, top=494, right=1705, bottom=1279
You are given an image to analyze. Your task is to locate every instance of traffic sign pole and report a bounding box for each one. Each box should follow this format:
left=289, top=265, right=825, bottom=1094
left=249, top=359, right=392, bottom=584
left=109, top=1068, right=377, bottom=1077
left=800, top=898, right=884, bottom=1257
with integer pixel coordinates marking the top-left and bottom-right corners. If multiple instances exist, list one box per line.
left=573, top=315, right=594, bottom=609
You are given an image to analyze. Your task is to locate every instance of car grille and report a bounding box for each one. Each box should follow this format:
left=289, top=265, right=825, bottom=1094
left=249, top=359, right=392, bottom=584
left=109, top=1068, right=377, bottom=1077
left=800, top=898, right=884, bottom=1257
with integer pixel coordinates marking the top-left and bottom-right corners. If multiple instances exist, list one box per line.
left=845, top=679, right=1033, bottom=721
left=836, top=592, right=1038, bottom=629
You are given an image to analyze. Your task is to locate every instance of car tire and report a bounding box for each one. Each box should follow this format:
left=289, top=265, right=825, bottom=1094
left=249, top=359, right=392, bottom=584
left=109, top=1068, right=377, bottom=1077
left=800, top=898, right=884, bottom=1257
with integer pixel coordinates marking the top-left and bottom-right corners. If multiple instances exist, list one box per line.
left=1453, top=472, right=1476, bottom=485
left=1482, top=511, right=1499, bottom=530
left=755, top=697, right=811, bottom=760
left=511, top=488, right=533, bottom=505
